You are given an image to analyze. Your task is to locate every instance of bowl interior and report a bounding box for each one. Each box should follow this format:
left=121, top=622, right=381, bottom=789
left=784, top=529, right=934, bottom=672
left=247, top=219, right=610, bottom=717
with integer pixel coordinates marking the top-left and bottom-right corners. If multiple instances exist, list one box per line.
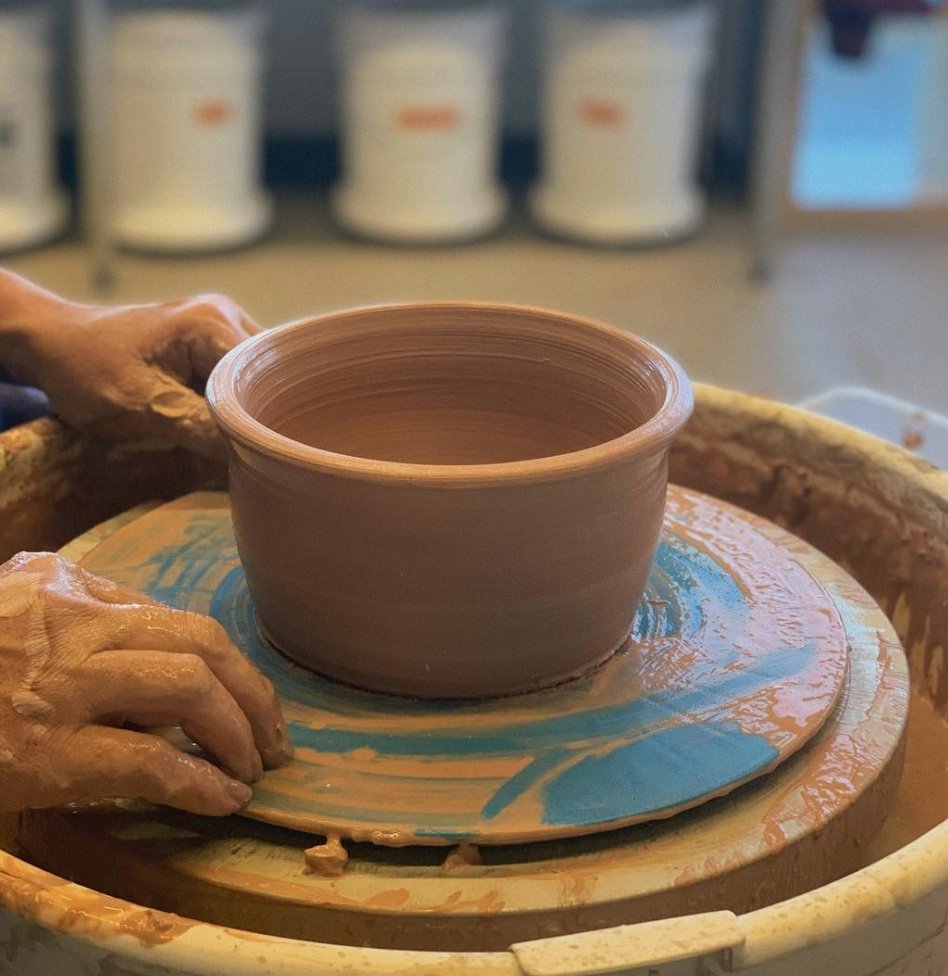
left=236, top=307, right=673, bottom=465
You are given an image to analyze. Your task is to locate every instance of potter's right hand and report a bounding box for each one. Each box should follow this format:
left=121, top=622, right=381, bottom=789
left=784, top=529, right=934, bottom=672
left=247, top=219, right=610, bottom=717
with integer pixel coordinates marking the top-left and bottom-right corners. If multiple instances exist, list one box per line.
left=0, top=552, right=294, bottom=816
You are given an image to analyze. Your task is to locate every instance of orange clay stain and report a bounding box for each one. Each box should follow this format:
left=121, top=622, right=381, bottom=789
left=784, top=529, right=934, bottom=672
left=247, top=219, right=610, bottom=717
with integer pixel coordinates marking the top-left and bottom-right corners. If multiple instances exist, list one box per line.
left=195, top=100, right=233, bottom=126
left=365, top=888, right=411, bottom=909
left=396, top=105, right=461, bottom=130
left=760, top=811, right=790, bottom=853
left=423, top=888, right=506, bottom=915
left=662, top=489, right=850, bottom=749
left=902, top=427, right=924, bottom=451
left=756, top=671, right=901, bottom=856
left=557, top=867, right=599, bottom=906
left=347, top=747, right=377, bottom=762
left=866, top=690, right=948, bottom=861
left=673, top=864, right=697, bottom=887
left=477, top=890, right=506, bottom=914
left=579, top=98, right=623, bottom=127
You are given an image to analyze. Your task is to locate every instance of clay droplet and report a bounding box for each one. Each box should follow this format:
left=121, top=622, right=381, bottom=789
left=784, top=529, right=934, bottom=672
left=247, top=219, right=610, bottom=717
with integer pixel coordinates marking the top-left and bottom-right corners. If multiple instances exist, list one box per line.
left=303, top=833, right=348, bottom=877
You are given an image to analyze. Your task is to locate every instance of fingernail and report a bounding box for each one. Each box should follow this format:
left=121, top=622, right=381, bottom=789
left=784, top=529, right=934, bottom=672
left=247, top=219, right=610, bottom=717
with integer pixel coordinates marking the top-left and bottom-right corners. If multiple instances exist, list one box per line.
left=227, top=781, right=253, bottom=808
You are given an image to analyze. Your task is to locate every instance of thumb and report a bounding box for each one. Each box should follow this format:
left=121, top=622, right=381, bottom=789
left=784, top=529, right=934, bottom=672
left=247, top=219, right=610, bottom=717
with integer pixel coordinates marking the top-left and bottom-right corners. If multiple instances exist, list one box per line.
left=161, top=299, right=261, bottom=383
left=144, top=372, right=227, bottom=461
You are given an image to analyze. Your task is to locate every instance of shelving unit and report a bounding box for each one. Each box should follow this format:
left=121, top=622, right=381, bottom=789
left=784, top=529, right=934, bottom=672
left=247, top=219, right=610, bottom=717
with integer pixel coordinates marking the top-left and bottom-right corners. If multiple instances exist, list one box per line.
left=40, top=1, right=948, bottom=286
left=64, top=0, right=793, bottom=284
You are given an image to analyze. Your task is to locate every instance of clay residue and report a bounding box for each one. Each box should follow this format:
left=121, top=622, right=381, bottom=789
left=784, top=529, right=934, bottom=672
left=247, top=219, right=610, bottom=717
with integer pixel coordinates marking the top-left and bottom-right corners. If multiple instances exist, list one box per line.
left=303, top=833, right=347, bottom=877
left=864, top=689, right=948, bottom=861
left=902, top=426, right=924, bottom=451
left=0, top=417, right=223, bottom=566
left=0, top=851, right=196, bottom=947
left=671, top=386, right=948, bottom=714
left=442, top=843, right=483, bottom=872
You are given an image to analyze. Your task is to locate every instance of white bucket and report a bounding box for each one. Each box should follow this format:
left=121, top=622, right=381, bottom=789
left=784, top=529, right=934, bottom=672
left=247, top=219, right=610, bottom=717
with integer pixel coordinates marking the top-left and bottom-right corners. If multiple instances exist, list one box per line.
left=531, top=0, right=714, bottom=244
left=0, top=4, right=67, bottom=253
left=332, top=1, right=507, bottom=244
left=111, top=6, right=271, bottom=253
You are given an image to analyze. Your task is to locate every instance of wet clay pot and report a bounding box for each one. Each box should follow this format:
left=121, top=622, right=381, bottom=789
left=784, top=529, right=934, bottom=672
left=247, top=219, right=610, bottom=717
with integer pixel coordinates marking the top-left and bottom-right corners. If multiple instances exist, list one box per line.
left=207, top=302, right=693, bottom=698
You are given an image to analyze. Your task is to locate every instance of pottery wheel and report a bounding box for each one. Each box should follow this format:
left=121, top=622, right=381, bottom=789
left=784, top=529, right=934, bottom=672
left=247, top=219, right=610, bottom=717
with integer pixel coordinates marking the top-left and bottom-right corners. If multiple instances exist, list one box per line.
left=22, top=485, right=907, bottom=951
left=60, top=486, right=850, bottom=846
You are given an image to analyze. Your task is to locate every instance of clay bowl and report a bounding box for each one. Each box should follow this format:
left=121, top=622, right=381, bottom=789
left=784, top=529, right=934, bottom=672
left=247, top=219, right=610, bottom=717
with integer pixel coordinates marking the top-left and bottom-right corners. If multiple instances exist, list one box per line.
left=207, top=302, right=692, bottom=699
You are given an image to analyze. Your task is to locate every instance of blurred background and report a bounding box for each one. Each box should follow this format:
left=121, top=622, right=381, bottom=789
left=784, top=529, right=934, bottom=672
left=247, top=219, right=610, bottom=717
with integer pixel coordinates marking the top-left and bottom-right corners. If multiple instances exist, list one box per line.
left=1, top=0, right=946, bottom=461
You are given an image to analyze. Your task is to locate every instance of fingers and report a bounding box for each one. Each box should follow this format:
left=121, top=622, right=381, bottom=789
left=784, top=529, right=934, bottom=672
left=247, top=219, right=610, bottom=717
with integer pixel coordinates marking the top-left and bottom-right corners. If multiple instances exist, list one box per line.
left=41, top=555, right=293, bottom=770
left=145, top=376, right=227, bottom=461
left=163, top=294, right=261, bottom=381
left=80, top=650, right=262, bottom=784
left=87, top=602, right=293, bottom=769
left=183, top=292, right=261, bottom=339
left=49, top=726, right=254, bottom=816
left=78, top=293, right=260, bottom=459
left=179, top=613, right=293, bottom=769
left=71, top=561, right=162, bottom=608
left=98, top=365, right=228, bottom=461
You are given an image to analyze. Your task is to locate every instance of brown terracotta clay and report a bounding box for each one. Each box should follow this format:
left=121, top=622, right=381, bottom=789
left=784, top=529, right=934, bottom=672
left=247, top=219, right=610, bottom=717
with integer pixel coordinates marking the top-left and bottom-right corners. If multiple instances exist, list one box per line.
left=207, top=303, right=692, bottom=698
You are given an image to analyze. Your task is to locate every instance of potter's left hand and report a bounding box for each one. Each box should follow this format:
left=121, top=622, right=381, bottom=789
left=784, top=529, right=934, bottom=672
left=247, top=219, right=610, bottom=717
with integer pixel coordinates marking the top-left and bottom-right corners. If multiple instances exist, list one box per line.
left=27, top=294, right=259, bottom=460
left=0, top=271, right=259, bottom=459
left=0, top=552, right=293, bottom=816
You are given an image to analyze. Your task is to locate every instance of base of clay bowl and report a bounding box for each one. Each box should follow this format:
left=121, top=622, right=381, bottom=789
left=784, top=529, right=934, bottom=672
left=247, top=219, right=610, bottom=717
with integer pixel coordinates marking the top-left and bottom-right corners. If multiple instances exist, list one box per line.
left=208, top=302, right=693, bottom=699
left=255, top=611, right=626, bottom=700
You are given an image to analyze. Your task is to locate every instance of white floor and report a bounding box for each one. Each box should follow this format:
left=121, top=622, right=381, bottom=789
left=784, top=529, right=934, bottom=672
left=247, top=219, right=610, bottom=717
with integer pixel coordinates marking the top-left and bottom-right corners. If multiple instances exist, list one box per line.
left=6, top=199, right=948, bottom=416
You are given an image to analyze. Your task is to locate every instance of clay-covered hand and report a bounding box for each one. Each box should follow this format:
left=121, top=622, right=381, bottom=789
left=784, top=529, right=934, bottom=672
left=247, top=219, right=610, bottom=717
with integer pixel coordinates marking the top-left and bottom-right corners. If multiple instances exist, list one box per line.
left=0, top=551, right=293, bottom=816
left=9, top=289, right=258, bottom=460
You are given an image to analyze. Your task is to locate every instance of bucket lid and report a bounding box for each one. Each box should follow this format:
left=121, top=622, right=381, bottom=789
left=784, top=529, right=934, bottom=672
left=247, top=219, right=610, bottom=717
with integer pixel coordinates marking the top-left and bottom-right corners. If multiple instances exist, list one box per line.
left=112, top=4, right=264, bottom=50
left=549, top=0, right=708, bottom=11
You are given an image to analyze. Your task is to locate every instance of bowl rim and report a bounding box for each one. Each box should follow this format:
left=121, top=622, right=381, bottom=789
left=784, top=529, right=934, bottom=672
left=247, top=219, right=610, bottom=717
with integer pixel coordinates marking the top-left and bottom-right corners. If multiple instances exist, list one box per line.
left=207, top=301, right=694, bottom=486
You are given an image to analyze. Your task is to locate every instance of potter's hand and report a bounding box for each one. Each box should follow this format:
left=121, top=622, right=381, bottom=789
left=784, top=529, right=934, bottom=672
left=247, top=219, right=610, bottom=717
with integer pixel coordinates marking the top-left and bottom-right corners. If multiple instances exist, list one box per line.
left=26, top=294, right=258, bottom=459
left=0, top=271, right=258, bottom=459
left=0, top=552, right=293, bottom=816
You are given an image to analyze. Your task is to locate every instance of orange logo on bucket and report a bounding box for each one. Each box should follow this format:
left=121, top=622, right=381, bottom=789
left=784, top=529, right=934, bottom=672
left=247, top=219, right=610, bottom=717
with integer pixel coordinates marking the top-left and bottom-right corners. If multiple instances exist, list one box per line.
left=579, top=98, right=623, bottom=127
left=396, top=105, right=461, bottom=130
left=195, top=100, right=234, bottom=126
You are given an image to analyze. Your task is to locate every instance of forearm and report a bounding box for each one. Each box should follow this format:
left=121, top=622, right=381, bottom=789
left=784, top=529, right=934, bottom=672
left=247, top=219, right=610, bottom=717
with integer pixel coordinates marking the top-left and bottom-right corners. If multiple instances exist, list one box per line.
left=0, top=270, right=78, bottom=386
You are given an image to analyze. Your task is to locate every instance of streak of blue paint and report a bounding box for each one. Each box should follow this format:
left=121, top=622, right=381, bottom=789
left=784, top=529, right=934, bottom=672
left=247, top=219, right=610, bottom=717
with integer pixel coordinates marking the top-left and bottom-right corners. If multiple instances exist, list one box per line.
left=249, top=723, right=779, bottom=832
left=479, top=749, right=571, bottom=820
left=413, top=829, right=477, bottom=841
left=541, top=722, right=780, bottom=824
left=116, top=516, right=234, bottom=608
left=285, top=643, right=810, bottom=759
